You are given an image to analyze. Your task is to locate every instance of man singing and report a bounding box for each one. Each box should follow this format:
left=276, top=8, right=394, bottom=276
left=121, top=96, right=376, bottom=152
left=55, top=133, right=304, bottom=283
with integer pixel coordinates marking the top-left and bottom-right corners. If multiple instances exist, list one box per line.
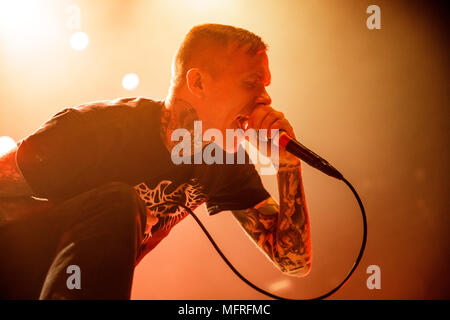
left=0, top=23, right=311, bottom=299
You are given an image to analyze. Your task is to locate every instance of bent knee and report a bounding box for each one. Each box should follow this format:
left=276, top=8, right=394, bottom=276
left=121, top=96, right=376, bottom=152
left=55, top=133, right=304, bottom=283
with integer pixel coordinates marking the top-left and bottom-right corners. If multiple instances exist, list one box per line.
left=95, top=182, right=143, bottom=216
left=98, top=182, right=137, bottom=201
left=101, top=181, right=135, bottom=193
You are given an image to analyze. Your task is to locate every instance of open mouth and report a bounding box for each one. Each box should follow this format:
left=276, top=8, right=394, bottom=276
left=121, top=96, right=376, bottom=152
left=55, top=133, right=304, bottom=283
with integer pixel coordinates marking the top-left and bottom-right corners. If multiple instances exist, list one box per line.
left=233, top=103, right=263, bottom=130
left=234, top=115, right=249, bottom=130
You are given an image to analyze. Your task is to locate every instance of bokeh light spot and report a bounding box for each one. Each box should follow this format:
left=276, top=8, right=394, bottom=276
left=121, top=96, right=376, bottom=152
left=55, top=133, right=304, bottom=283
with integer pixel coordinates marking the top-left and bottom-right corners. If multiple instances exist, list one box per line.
left=0, top=136, right=16, bottom=156
left=122, top=73, right=140, bottom=91
left=70, top=31, right=89, bottom=51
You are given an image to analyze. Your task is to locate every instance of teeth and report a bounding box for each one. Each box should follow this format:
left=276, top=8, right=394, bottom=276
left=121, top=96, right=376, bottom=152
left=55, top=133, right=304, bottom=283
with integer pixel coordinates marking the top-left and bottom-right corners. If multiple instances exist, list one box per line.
left=235, top=116, right=249, bottom=130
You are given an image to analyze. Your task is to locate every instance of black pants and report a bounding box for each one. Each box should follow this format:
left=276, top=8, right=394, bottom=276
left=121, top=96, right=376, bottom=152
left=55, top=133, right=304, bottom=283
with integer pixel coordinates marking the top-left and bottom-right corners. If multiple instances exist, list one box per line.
left=0, top=182, right=146, bottom=299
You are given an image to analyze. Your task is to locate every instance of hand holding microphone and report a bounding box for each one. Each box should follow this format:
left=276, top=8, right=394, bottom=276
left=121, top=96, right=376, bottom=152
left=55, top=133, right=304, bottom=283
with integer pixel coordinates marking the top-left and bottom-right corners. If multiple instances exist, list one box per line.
left=234, top=105, right=365, bottom=300
left=242, top=104, right=300, bottom=165
left=242, top=104, right=343, bottom=180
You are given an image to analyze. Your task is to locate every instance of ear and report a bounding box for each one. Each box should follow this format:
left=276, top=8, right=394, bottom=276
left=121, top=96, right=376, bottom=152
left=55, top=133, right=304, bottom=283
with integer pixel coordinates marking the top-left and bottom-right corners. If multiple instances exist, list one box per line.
left=186, top=68, right=205, bottom=98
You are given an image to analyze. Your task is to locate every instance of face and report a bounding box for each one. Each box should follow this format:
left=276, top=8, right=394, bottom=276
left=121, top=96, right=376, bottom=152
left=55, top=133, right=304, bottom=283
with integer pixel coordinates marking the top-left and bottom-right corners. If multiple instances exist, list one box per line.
left=259, top=214, right=276, bottom=230
left=198, top=44, right=272, bottom=152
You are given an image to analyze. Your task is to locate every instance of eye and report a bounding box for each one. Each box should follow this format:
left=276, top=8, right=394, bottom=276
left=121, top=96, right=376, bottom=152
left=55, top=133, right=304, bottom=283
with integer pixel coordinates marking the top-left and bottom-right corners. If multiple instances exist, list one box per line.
left=244, top=80, right=259, bottom=88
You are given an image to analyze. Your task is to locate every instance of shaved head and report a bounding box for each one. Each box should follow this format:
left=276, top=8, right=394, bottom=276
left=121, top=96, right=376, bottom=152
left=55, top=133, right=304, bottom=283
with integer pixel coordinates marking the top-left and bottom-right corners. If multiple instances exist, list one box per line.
left=171, top=23, right=268, bottom=89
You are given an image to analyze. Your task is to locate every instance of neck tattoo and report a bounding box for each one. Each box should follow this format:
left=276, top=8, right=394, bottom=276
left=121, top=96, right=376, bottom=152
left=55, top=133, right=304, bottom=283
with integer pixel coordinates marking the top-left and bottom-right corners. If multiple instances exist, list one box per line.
left=160, top=98, right=205, bottom=155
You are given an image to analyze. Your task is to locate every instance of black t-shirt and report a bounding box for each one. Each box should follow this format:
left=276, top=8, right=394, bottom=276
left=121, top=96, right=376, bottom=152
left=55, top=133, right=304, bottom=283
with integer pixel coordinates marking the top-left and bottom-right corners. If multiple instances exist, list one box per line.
left=16, top=97, right=270, bottom=259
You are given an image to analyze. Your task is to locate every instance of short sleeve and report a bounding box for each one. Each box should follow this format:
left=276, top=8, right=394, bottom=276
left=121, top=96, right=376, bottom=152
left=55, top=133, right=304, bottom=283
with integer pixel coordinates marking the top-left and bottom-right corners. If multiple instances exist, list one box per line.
left=205, top=152, right=271, bottom=216
left=16, top=108, right=96, bottom=199
left=15, top=100, right=162, bottom=200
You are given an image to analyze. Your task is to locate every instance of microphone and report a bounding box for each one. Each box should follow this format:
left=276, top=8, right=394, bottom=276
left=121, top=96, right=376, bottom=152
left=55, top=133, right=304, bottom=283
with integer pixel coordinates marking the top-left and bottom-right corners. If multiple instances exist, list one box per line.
left=274, top=131, right=343, bottom=180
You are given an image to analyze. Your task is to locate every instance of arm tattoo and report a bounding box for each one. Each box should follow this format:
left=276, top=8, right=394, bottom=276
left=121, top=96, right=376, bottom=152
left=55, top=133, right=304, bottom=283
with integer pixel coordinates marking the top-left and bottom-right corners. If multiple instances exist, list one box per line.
left=0, top=147, right=33, bottom=198
left=276, top=162, right=311, bottom=274
left=232, top=163, right=311, bottom=276
left=0, top=147, right=49, bottom=224
left=232, top=199, right=279, bottom=262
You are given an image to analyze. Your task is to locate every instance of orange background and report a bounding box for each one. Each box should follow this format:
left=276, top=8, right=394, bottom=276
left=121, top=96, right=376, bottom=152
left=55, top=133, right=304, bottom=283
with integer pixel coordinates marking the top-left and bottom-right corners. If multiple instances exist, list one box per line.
left=0, top=0, right=448, bottom=299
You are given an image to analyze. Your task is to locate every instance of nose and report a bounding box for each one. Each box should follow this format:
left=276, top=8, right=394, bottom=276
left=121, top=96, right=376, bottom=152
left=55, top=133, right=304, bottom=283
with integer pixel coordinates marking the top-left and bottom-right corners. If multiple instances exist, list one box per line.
left=240, top=88, right=272, bottom=118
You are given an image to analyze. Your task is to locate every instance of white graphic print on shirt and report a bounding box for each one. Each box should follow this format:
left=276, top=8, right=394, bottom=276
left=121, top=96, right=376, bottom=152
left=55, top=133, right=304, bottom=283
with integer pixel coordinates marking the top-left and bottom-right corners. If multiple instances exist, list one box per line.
left=133, top=178, right=207, bottom=241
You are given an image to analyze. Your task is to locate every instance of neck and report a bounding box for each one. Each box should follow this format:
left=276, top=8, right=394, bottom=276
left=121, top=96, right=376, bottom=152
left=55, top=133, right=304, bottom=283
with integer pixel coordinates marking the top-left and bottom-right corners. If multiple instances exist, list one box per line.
left=160, top=96, right=200, bottom=153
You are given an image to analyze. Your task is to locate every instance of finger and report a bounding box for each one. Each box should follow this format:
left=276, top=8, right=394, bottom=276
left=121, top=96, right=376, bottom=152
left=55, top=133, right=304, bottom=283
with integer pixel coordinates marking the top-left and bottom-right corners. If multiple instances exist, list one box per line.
left=261, top=110, right=283, bottom=132
left=249, top=104, right=271, bottom=130
left=268, top=118, right=295, bottom=138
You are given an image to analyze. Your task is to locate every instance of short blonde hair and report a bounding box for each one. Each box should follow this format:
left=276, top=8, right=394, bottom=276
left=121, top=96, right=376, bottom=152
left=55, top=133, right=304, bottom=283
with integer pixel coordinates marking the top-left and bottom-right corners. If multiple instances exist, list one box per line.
left=171, top=23, right=268, bottom=89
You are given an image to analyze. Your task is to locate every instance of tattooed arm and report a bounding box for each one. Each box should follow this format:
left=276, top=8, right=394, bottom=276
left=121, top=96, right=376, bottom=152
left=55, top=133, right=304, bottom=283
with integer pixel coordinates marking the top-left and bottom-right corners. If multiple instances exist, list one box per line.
left=161, top=98, right=312, bottom=275
left=0, top=147, right=54, bottom=224
left=0, top=146, right=34, bottom=198
left=232, top=161, right=311, bottom=277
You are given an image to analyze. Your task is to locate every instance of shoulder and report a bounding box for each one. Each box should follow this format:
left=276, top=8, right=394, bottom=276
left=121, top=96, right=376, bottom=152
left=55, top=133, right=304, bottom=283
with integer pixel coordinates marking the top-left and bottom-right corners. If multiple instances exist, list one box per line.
left=47, top=97, right=164, bottom=133
left=70, top=96, right=163, bottom=119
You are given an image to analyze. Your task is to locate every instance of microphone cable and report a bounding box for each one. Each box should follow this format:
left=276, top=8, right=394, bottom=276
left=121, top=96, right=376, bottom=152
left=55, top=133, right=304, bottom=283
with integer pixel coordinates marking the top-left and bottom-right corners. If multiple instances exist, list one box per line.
left=146, top=175, right=367, bottom=300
